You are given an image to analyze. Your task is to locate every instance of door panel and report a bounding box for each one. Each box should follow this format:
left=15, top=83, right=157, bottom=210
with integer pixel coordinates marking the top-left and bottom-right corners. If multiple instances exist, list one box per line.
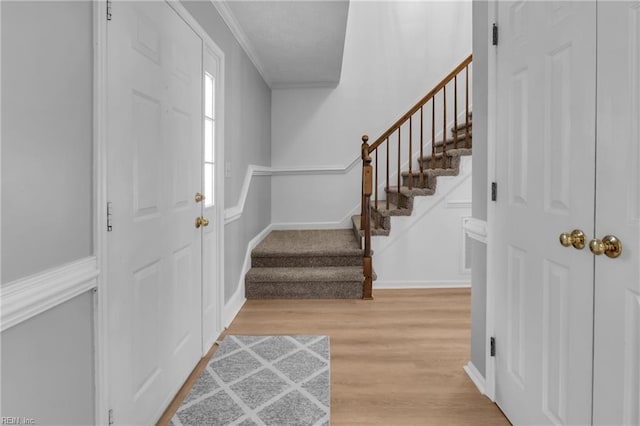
left=201, top=48, right=223, bottom=352
left=107, top=2, right=203, bottom=423
left=593, top=2, right=640, bottom=424
left=494, top=2, right=596, bottom=424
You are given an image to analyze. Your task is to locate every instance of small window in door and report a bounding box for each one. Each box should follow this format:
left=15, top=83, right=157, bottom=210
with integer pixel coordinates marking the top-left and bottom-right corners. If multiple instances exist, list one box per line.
left=204, top=72, right=215, bottom=207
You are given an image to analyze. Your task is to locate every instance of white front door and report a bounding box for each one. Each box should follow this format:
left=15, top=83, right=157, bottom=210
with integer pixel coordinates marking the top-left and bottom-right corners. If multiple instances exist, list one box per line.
left=201, top=46, right=222, bottom=352
left=493, top=1, right=597, bottom=424
left=593, top=1, right=640, bottom=423
left=106, top=1, right=203, bottom=423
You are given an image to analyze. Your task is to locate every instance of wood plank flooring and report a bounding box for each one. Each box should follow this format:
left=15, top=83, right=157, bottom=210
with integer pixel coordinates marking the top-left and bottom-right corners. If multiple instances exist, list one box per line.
left=158, top=289, right=509, bottom=425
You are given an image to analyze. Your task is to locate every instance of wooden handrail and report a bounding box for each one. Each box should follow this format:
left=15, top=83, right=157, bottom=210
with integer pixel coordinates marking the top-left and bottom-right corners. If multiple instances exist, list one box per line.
left=359, top=54, right=472, bottom=300
left=369, top=54, right=472, bottom=152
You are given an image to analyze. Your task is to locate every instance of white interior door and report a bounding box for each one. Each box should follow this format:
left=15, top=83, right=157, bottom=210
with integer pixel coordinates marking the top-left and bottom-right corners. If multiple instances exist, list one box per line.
left=593, top=2, right=640, bottom=423
left=106, top=2, right=203, bottom=423
left=201, top=46, right=222, bottom=352
left=493, top=2, right=596, bottom=424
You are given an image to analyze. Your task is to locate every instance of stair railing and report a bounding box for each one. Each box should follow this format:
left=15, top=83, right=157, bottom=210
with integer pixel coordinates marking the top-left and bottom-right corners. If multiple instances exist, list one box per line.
left=360, top=54, right=472, bottom=299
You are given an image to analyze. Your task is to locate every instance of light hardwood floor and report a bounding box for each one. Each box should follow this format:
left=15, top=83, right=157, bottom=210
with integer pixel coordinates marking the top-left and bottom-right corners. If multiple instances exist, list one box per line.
left=158, top=289, right=510, bottom=425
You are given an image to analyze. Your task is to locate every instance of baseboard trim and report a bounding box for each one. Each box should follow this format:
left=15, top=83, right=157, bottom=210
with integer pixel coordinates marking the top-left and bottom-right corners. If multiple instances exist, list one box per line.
left=464, top=361, right=487, bottom=395
left=1, top=256, right=99, bottom=331
left=271, top=221, right=350, bottom=231
left=374, top=280, right=471, bottom=289
left=222, top=224, right=273, bottom=327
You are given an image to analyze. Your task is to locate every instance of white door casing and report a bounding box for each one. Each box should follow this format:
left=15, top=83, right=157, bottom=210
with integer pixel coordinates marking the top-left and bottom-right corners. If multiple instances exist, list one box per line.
left=493, top=1, right=596, bottom=424
left=593, top=1, right=640, bottom=423
left=106, top=1, right=203, bottom=423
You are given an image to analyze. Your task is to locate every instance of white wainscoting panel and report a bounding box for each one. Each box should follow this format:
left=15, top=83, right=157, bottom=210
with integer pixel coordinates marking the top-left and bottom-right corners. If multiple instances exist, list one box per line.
left=222, top=224, right=273, bottom=327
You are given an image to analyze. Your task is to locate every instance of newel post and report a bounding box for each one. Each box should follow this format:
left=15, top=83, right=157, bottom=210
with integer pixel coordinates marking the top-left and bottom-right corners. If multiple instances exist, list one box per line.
left=360, top=135, right=373, bottom=299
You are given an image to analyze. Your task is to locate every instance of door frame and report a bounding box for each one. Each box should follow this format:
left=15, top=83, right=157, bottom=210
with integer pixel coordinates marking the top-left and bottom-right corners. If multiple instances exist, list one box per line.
left=201, top=40, right=226, bottom=353
left=93, top=2, right=226, bottom=423
left=484, top=0, right=499, bottom=402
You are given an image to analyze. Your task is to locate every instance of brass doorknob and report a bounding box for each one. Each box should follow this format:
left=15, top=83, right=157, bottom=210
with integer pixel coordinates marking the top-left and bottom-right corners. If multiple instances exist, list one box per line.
left=559, top=229, right=586, bottom=250
left=589, top=235, right=622, bottom=258
left=195, top=216, right=209, bottom=228
left=195, top=192, right=204, bottom=203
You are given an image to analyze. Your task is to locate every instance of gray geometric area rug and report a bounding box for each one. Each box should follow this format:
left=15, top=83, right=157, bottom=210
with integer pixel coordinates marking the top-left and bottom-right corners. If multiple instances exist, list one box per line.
left=171, top=335, right=330, bottom=426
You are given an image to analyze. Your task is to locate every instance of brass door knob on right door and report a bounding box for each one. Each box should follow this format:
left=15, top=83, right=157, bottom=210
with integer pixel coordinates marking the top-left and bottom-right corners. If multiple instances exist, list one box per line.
left=589, top=235, right=623, bottom=258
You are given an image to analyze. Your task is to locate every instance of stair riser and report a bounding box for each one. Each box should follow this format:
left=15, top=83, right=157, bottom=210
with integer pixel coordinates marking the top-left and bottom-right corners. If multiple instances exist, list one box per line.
left=402, top=173, right=439, bottom=190
left=245, top=281, right=363, bottom=299
left=252, top=256, right=362, bottom=268
left=352, top=216, right=390, bottom=238
left=417, top=155, right=460, bottom=172
left=452, top=125, right=473, bottom=137
left=386, top=191, right=414, bottom=210
left=371, top=210, right=391, bottom=230
left=434, top=138, right=472, bottom=154
left=397, top=171, right=432, bottom=190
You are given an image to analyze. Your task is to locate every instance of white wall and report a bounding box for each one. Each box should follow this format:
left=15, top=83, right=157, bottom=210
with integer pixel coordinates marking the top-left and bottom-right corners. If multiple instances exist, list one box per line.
left=1, top=0, right=93, bottom=283
left=373, top=157, right=472, bottom=288
left=0, top=2, right=95, bottom=423
left=271, top=1, right=472, bottom=227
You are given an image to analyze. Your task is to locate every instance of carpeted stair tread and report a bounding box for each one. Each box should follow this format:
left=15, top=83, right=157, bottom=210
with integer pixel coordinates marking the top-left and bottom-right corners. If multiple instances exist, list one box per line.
left=386, top=186, right=436, bottom=196
left=247, top=266, right=364, bottom=283
left=452, top=120, right=473, bottom=133
left=247, top=229, right=368, bottom=299
left=419, top=148, right=472, bottom=163
left=252, top=229, right=362, bottom=258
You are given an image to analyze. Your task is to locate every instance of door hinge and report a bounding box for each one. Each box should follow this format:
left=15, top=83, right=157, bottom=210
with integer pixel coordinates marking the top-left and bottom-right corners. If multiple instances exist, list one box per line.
left=107, top=202, right=113, bottom=232
left=490, top=337, right=496, bottom=357
left=106, top=0, right=112, bottom=21
left=491, top=182, right=497, bottom=202
left=108, top=409, right=114, bottom=425
left=492, top=23, right=498, bottom=46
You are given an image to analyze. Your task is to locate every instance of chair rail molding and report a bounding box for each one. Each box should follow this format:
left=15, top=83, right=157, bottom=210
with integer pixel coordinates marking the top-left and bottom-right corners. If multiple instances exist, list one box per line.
left=463, top=217, right=488, bottom=244
left=224, top=158, right=361, bottom=225
left=1, top=257, right=99, bottom=332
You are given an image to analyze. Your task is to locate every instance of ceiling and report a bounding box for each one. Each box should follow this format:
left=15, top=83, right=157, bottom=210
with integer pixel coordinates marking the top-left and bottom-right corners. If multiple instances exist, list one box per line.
left=214, top=1, right=350, bottom=89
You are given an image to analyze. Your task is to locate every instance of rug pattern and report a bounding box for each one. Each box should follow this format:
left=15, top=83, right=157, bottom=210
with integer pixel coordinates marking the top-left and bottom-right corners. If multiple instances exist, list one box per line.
left=171, top=335, right=330, bottom=426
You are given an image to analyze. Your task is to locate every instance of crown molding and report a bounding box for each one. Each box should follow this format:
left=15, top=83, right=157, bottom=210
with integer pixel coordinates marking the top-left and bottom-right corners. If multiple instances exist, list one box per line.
left=211, top=0, right=272, bottom=87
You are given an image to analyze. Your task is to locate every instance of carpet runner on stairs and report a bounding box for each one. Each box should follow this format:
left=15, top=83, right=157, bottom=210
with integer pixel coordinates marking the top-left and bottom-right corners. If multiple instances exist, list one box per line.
left=246, top=229, right=365, bottom=299
left=352, top=117, right=472, bottom=239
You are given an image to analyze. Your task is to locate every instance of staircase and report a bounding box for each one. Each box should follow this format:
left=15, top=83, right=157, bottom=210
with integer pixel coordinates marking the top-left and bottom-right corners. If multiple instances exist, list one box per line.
left=245, top=55, right=472, bottom=300
left=245, top=229, right=365, bottom=299
left=352, top=118, right=472, bottom=238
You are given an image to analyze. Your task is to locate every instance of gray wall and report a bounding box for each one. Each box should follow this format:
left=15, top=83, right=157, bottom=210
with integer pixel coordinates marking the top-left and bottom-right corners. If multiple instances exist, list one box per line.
left=0, top=2, right=96, bottom=424
left=181, top=1, right=272, bottom=303
left=1, top=1, right=93, bottom=284
left=470, top=0, right=489, bottom=377
left=1, top=292, right=95, bottom=424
